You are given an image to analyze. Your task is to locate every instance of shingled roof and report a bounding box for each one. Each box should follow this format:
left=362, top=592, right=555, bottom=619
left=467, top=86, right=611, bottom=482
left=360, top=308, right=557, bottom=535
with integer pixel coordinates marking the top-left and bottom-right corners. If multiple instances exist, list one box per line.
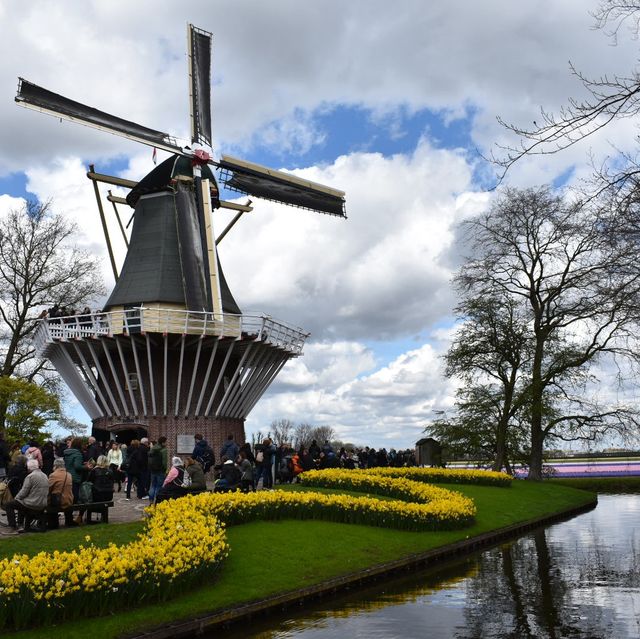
left=105, top=183, right=241, bottom=314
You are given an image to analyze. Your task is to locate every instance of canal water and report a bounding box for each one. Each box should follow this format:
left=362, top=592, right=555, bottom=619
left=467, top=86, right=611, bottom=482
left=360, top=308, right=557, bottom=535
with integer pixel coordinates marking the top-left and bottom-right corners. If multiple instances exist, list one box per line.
left=222, top=495, right=639, bottom=638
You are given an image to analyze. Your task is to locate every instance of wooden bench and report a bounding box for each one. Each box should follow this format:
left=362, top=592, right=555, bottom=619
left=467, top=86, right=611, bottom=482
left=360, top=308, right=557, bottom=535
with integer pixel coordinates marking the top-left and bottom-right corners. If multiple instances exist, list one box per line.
left=46, top=501, right=115, bottom=524
left=78, top=501, right=115, bottom=524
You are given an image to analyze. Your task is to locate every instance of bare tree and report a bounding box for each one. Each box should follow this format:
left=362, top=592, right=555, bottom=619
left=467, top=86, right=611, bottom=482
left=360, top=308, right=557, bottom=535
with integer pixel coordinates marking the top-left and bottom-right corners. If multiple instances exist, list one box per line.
left=250, top=430, right=266, bottom=449
left=292, top=423, right=337, bottom=450
left=270, top=418, right=295, bottom=446
left=0, top=200, right=105, bottom=385
left=0, top=200, right=104, bottom=435
left=460, top=186, right=640, bottom=479
left=492, top=0, right=640, bottom=202
left=293, top=422, right=314, bottom=450
left=444, top=294, right=531, bottom=471
left=310, top=425, right=336, bottom=446
left=57, top=414, right=89, bottom=438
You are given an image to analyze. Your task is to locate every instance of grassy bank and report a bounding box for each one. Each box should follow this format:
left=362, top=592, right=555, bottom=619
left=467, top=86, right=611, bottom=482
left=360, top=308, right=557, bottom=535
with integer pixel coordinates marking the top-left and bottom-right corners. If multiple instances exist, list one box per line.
left=549, top=476, right=640, bottom=493
left=1, top=481, right=594, bottom=639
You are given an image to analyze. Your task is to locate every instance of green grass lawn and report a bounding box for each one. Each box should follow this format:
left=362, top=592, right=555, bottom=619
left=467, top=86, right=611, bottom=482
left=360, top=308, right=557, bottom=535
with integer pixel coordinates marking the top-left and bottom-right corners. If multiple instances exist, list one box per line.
left=1, top=481, right=595, bottom=639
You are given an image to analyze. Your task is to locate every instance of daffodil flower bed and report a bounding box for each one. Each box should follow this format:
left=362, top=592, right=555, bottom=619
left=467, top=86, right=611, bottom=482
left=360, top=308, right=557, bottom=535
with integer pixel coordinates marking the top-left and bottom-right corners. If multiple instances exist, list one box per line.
left=0, top=495, right=229, bottom=630
left=0, top=470, right=477, bottom=630
left=298, top=469, right=477, bottom=519
left=185, top=485, right=475, bottom=532
left=363, top=466, right=513, bottom=487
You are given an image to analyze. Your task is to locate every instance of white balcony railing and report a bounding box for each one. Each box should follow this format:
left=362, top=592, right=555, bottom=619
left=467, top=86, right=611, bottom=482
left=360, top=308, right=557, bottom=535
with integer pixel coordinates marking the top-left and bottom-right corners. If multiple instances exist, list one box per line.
left=33, top=307, right=309, bottom=356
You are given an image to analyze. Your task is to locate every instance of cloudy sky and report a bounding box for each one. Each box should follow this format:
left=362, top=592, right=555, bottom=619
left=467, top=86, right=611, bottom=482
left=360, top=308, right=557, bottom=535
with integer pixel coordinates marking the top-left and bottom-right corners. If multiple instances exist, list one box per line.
left=1, top=0, right=638, bottom=447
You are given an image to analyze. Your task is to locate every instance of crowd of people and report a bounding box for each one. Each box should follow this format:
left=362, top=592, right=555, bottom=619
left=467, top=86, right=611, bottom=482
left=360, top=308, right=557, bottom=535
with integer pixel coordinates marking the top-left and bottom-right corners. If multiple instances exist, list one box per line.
left=0, top=433, right=214, bottom=533
left=0, top=432, right=417, bottom=533
left=39, top=305, right=95, bottom=323
left=253, top=439, right=417, bottom=488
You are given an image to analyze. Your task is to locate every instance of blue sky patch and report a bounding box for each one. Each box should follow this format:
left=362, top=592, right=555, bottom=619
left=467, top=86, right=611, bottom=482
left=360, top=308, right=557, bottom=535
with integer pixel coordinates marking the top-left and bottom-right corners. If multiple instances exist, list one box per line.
left=240, top=103, right=476, bottom=169
left=0, top=171, right=32, bottom=200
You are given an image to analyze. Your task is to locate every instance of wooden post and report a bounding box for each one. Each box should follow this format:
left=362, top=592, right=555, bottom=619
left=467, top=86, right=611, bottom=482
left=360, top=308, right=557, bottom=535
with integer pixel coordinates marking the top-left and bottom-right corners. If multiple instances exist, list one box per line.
left=89, top=164, right=118, bottom=282
left=108, top=190, right=129, bottom=248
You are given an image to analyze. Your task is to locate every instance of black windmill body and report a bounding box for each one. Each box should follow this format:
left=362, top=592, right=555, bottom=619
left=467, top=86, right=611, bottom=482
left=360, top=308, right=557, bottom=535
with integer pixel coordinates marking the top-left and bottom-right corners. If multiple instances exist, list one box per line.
left=19, top=25, right=346, bottom=452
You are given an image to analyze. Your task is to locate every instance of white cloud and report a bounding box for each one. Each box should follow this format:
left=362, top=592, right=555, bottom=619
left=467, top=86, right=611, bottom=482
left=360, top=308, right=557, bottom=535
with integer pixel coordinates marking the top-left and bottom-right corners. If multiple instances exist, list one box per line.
left=247, top=341, right=457, bottom=448
left=0, top=194, right=25, bottom=217
left=1, top=0, right=637, bottom=181
left=220, top=138, right=477, bottom=340
left=4, top=0, right=640, bottom=447
left=24, top=158, right=119, bottom=294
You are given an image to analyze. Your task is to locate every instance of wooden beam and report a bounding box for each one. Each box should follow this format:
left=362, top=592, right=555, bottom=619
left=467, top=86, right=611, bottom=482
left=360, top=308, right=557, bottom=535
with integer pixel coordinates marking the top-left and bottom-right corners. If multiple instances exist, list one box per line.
left=89, top=164, right=118, bottom=282
left=116, top=337, right=138, bottom=417
left=146, top=334, right=157, bottom=416
left=108, top=190, right=129, bottom=248
left=130, top=336, right=148, bottom=417
left=107, top=194, right=129, bottom=205
left=86, top=170, right=138, bottom=189
left=216, top=344, right=253, bottom=417
left=184, top=337, right=203, bottom=417
left=100, top=338, right=129, bottom=416
left=205, top=341, right=235, bottom=416
left=174, top=334, right=186, bottom=417
left=219, top=199, right=253, bottom=213
left=201, top=179, right=223, bottom=316
left=216, top=211, right=243, bottom=246
left=195, top=338, right=219, bottom=416
left=71, top=342, right=111, bottom=416
left=86, top=341, right=120, bottom=416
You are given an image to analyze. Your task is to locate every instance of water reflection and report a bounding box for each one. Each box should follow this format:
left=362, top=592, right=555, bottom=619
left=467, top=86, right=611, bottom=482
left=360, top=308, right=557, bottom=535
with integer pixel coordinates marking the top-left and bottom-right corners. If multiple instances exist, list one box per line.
left=218, top=495, right=640, bottom=639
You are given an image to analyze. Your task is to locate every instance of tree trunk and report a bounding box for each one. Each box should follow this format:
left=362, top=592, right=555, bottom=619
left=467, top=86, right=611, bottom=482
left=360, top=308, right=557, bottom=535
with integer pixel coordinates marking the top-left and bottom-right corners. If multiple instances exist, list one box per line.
left=493, top=413, right=509, bottom=471
left=528, top=336, right=545, bottom=481
left=529, top=421, right=544, bottom=480
left=493, top=370, right=516, bottom=472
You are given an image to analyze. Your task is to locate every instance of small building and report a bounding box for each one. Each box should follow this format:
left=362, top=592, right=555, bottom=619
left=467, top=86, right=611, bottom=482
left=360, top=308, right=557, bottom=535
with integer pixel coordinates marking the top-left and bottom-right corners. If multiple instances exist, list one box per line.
left=415, top=437, right=442, bottom=467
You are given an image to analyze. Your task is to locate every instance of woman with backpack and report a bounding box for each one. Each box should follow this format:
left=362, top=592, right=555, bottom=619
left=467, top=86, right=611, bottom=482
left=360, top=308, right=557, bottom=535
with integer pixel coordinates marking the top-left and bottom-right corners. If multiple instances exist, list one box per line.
left=88, top=456, right=114, bottom=502
left=156, top=457, right=190, bottom=503
left=63, top=438, right=86, bottom=503
left=25, top=441, right=43, bottom=469
left=184, top=457, right=206, bottom=492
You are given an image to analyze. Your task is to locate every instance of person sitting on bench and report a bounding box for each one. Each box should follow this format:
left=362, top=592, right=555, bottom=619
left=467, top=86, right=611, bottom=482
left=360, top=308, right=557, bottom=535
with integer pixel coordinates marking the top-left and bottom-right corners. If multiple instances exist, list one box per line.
left=4, top=459, right=48, bottom=532
left=156, top=457, right=189, bottom=503
left=184, top=457, right=206, bottom=492
left=214, top=459, right=242, bottom=492
left=48, top=458, right=74, bottom=528
left=88, top=456, right=114, bottom=502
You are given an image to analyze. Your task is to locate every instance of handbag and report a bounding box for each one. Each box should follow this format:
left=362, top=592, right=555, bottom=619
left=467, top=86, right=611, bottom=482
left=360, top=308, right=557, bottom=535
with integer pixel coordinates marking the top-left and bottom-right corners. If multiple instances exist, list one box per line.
left=48, top=471, right=68, bottom=509
left=49, top=492, right=62, bottom=509
left=0, top=480, right=13, bottom=509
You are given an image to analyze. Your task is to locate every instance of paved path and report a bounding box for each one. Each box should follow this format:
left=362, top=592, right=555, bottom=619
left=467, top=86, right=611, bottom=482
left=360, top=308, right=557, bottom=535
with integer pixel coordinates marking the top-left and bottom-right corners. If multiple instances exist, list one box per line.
left=0, top=478, right=222, bottom=538
left=0, top=493, right=150, bottom=538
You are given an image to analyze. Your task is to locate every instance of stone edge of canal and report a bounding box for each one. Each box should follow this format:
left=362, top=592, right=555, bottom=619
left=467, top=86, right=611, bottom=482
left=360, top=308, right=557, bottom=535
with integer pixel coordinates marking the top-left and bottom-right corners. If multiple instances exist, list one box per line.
left=123, top=496, right=598, bottom=639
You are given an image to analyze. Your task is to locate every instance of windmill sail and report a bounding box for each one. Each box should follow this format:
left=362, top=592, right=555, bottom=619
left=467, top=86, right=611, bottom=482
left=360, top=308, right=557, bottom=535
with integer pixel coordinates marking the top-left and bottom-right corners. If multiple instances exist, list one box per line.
left=15, top=78, right=182, bottom=154
left=188, top=24, right=213, bottom=147
left=217, top=155, right=347, bottom=218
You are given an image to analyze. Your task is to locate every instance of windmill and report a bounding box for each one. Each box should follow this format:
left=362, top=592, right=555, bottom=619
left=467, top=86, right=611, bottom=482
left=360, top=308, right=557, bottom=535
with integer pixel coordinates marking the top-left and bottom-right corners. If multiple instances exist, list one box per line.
left=20, top=24, right=346, bottom=453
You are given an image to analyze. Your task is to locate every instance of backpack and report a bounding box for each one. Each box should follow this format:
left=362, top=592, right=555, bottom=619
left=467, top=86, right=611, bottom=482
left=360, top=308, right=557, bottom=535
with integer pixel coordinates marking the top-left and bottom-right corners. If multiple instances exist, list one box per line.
left=172, top=467, right=190, bottom=488
left=0, top=480, right=12, bottom=508
left=255, top=450, right=264, bottom=463
left=197, top=446, right=215, bottom=473
left=148, top=446, right=163, bottom=472
left=78, top=481, right=93, bottom=504
left=92, top=469, right=113, bottom=494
